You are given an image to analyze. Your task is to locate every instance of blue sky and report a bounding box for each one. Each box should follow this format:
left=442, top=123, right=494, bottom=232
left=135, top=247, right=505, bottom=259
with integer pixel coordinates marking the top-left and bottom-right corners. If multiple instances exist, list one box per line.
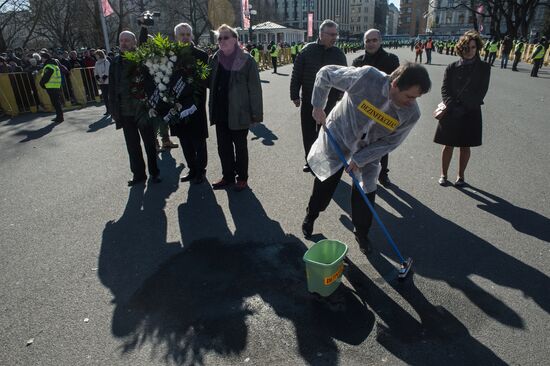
left=389, top=0, right=400, bottom=9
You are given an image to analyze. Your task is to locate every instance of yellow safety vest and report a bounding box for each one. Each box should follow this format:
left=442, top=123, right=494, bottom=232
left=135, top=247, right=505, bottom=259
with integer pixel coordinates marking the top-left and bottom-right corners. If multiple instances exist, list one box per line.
left=43, top=63, right=62, bottom=89
left=270, top=45, right=279, bottom=57
left=251, top=48, right=260, bottom=63
left=291, top=45, right=297, bottom=55
left=489, top=41, right=498, bottom=53
left=515, top=42, right=524, bottom=53
left=533, top=44, right=546, bottom=60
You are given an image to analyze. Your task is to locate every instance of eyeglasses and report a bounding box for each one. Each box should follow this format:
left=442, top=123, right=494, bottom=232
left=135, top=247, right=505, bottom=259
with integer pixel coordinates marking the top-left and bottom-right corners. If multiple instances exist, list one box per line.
left=322, top=31, right=339, bottom=37
left=365, top=38, right=379, bottom=43
left=218, top=36, right=232, bottom=41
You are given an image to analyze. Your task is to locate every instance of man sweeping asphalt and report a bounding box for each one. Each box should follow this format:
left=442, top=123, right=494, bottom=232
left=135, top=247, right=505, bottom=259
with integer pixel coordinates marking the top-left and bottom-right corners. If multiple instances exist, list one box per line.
left=302, top=62, right=431, bottom=254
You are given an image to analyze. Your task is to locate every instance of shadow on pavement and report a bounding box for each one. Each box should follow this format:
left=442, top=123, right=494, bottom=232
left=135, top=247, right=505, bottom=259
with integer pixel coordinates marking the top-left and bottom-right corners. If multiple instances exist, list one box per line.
left=458, top=185, right=550, bottom=244
left=15, top=120, right=61, bottom=142
left=99, top=170, right=373, bottom=364
left=87, top=115, right=114, bottom=132
left=250, top=123, right=278, bottom=146
left=320, top=180, right=550, bottom=363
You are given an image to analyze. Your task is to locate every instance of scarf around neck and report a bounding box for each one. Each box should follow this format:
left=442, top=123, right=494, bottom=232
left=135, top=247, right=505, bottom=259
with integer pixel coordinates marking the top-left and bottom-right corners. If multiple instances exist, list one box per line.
left=218, top=44, right=247, bottom=71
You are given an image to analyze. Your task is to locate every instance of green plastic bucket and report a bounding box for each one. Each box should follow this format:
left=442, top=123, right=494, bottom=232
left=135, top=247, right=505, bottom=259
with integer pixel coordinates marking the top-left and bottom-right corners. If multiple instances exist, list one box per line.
left=303, top=239, right=348, bottom=297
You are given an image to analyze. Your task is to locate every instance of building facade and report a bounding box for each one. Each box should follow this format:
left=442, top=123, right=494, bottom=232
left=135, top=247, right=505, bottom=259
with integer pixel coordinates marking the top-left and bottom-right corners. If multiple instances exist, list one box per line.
left=398, top=0, right=429, bottom=36
left=386, top=3, right=399, bottom=35
left=425, top=0, right=477, bottom=36
left=350, top=0, right=376, bottom=38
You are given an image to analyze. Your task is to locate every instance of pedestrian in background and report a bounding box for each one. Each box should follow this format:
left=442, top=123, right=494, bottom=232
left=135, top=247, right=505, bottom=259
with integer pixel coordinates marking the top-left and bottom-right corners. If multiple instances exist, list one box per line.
left=500, top=35, right=513, bottom=69
left=434, top=30, right=491, bottom=187
left=511, top=38, right=525, bottom=71
left=208, top=24, right=263, bottom=192
left=39, top=51, right=64, bottom=123
left=94, top=49, right=110, bottom=116
left=529, top=38, right=547, bottom=77
left=414, top=40, right=424, bottom=63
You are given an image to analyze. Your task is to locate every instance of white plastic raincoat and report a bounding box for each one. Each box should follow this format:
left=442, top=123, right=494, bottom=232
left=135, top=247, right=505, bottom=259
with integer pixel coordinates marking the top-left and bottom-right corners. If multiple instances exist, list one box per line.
left=307, top=65, right=421, bottom=194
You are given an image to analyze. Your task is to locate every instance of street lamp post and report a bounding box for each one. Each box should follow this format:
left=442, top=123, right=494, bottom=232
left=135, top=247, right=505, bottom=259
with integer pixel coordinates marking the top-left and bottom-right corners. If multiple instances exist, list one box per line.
left=245, top=4, right=257, bottom=43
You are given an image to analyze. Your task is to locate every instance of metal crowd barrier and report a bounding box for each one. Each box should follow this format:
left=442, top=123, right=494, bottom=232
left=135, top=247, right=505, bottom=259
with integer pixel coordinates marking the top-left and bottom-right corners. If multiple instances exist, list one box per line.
left=0, top=67, right=103, bottom=117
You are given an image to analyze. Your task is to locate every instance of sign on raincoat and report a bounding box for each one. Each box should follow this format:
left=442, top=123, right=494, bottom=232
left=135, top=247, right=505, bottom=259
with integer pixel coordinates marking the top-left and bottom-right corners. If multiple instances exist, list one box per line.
left=307, top=65, right=421, bottom=194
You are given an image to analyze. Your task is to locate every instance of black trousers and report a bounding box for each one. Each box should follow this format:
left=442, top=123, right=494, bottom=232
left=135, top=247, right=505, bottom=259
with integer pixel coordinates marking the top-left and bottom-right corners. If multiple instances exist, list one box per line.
left=120, top=115, right=159, bottom=179
left=531, top=59, right=543, bottom=77
left=178, top=135, right=207, bottom=176
left=46, top=88, right=64, bottom=121
left=215, top=120, right=248, bottom=182
left=300, top=101, right=338, bottom=162
left=512, top=52, right=522, bottom=70
left=271, top=57, right=277, bottom=73
left=99, top=85, right=109, bottom=113
left=307, top=168, right=377, bottom=237
left=379, top=154, right=389, bottom=178
left=488, top=52, right=497, bottom=65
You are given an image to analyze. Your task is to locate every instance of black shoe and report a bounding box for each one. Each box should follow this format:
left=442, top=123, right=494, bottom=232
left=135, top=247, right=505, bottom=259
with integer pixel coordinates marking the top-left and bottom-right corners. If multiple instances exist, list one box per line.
left=192, top=174, right=205, bottom=185
left=303, top=164, right=311, bottom=173
left=302, top=214, right=317, bottom=238
left=103, top=111, right=110, bottom=116
left=378, top=175, right=391, bottom=188
left=180, top=172, right=196, bottom=182
left=354, top=232, right=372, bottom=254
left=150, top=175, right=162, bottom=184
left=127, top=177, right=146, bottom=186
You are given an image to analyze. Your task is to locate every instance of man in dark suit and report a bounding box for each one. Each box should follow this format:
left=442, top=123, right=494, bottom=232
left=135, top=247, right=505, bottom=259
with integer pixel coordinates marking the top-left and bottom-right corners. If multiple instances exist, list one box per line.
left=108, top=31, right=160, bottom=186
left=170, top=23, right=210, bottom=185
left=352, top=29, right=400, bottom=188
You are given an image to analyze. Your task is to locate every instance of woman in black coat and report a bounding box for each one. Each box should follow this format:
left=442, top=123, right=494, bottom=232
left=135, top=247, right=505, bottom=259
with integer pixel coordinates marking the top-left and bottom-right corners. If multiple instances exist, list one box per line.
left=434, top=30, right=491, bottom=187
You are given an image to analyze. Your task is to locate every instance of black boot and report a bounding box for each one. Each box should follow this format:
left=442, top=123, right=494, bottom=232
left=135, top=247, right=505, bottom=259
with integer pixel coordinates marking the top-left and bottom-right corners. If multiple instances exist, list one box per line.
left=354, top=231, right=372, bottom=254
left=302, top=211, right=318, bottom=238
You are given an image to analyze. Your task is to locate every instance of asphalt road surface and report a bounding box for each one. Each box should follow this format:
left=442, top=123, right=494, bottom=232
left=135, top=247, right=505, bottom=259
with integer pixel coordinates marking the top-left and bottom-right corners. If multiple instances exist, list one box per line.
left=1, top=48, right=549, bottom=366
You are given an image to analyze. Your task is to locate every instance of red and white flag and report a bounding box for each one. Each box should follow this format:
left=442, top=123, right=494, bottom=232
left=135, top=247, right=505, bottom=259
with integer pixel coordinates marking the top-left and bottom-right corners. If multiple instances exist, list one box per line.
left=102, top=0, right=114, bottom=17
left=242, top=0, right=250, bottom=29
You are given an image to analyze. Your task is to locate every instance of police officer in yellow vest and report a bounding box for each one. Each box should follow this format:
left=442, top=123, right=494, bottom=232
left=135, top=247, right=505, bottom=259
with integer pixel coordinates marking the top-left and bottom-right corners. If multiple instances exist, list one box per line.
left=530, top=37, right=547, bottom=77
left=290, top=42, right=298, bottom=63
left=269, top=40, right=279, bottom=73
left=512, top=38, right=525, bottom=71
left=488, top=39, right=499, bottom=66
left=250, top=44, right=260, bottom=64
left=39, top=51, right=64, bottom=123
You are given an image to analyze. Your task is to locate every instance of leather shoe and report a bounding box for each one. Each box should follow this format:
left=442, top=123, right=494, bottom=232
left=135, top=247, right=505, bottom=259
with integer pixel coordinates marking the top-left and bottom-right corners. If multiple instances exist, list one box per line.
left=180, top=173, right=196, bottom=182
left=354, top=232, right=372, bottom=254
left=212, top=178, right=233, bottom=190
left=303, top=164, right=311, bottom=173
left=378, top=175, right=391, bottom=187
left=127, top=177, right=146, bottom=186
left=233, top=180, right=248, bottom=192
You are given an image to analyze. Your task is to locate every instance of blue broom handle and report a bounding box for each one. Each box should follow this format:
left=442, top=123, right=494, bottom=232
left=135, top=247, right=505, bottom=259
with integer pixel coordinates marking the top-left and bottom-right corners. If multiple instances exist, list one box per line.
left=322, top=125, right=406, bottom=263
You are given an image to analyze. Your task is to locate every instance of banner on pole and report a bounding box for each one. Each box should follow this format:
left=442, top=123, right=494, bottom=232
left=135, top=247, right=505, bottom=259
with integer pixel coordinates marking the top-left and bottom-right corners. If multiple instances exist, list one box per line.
left=242, top=0, right=250, bottom=29
left=307, top=12, right=313, bottom=37
left=102, top=0, right=114, bottom=17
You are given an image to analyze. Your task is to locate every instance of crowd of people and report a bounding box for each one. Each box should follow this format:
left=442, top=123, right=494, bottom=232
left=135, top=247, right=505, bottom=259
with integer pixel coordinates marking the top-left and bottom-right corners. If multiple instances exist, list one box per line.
left=10, top=19, right=550, bottom=254
left=410, top=35, right=548, bottom=77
